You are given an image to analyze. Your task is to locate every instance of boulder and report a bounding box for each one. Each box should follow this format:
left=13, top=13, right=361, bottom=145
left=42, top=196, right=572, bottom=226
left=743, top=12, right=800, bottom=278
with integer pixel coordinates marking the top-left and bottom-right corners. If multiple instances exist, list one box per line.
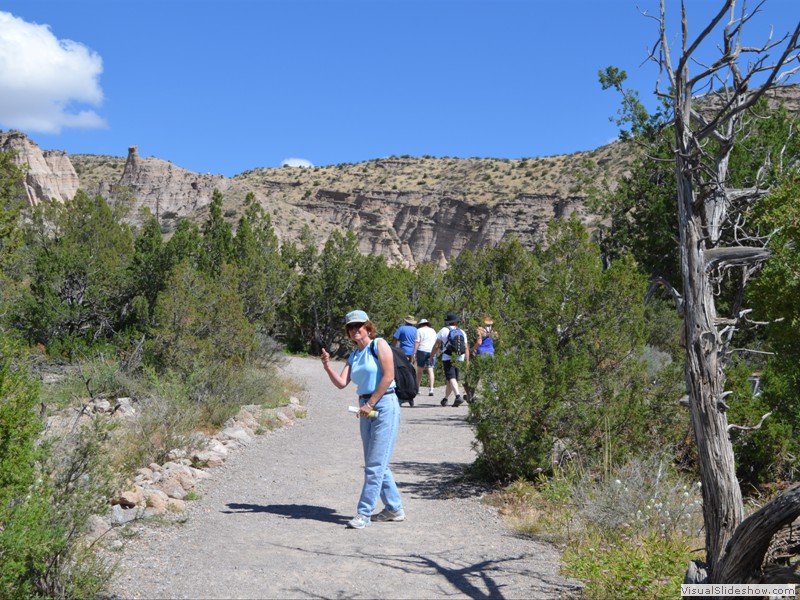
left=114, top=485, right=144, bottom=508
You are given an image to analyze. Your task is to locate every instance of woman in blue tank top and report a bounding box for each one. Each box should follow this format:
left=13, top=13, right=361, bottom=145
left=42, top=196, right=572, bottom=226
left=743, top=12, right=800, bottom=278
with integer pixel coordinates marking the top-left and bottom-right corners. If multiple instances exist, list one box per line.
left=471, top=314, right=497, bottom=357
left=320, top=309, right=405, bottom=529
left=465, top=314, right=498, bottom=403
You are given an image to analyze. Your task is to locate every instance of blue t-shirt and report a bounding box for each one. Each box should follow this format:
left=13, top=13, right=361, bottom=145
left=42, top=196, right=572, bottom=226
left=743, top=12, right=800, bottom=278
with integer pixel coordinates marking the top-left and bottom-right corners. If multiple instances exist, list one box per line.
left=349, top=339, right=395, bottom=396
left=393, top=324, right=418, bottom=356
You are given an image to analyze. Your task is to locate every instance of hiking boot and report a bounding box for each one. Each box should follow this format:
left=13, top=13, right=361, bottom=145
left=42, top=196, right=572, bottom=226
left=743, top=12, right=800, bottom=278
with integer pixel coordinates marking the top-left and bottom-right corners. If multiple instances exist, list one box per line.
left=440, top=398, right=449, bottom=406
left=347, top=514, right=371, bottom=529
left=407, top=398, right=414, bottom=407
left=372, top=507, right=406, bottom=522
left=453, top=396, right=465, bottom=407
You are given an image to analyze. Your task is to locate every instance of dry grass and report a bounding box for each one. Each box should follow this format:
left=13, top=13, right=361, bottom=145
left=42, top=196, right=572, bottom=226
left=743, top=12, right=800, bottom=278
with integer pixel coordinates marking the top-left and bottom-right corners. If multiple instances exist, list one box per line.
left=484, top=459, right=707, bottom=598
left=71, top=154, right=127, bottom=192
left=232, top=146, right=636, bottom=207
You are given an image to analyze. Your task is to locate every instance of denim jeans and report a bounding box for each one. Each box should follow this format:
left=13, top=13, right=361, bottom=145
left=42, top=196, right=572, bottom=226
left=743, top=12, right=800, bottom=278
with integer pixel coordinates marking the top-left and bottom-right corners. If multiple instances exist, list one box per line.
left=357, top=392, right=402, bottom=516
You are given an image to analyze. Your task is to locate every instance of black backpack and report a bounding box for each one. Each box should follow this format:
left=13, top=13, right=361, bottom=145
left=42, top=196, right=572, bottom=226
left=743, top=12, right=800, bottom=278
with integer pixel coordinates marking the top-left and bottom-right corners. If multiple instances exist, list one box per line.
left=369, top=340, right=418, bottom=403
left=444, top=327, right=466, bottom=357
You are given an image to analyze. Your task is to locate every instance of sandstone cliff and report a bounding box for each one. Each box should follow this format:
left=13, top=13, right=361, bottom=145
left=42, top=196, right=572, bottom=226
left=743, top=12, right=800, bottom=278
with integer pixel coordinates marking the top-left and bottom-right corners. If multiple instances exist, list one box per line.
left=0, top=130, right=80, bottom=205
left=294, top=187, right=593, bottom=266
left=68, top=147, right=619, bottom=268
left=110, top=145, right=230, bottom=222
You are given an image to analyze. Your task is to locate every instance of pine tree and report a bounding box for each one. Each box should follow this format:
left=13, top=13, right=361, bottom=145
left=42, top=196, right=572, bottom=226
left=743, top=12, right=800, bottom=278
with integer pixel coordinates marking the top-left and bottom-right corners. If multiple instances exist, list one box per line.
left=198, top=189, right=233, bottom=278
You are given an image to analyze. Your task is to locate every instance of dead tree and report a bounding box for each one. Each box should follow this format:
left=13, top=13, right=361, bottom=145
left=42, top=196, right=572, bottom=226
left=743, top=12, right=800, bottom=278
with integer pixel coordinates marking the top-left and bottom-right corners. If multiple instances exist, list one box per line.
left=652, top=0, right=800, bottom=584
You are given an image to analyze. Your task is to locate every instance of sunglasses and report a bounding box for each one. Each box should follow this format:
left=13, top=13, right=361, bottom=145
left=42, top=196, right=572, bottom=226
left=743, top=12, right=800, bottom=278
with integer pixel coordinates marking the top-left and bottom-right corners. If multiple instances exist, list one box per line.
left=346, top=322, right=364, bottom=331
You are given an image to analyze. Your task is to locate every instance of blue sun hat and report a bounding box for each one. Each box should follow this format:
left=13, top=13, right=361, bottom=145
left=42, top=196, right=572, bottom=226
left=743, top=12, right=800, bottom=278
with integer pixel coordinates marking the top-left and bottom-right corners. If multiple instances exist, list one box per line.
left=345, top=310, right=369, bottom=325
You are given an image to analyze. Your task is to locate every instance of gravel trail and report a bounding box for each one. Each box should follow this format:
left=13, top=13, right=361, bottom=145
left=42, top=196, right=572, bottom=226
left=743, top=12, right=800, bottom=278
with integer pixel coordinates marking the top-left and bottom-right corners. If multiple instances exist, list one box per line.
left=108, top=355, right=582, bottom=599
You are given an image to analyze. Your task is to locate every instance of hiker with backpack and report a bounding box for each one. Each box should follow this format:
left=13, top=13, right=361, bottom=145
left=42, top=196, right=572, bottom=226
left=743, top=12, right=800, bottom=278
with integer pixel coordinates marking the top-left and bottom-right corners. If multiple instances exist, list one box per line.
left=430, top=311, right=470, bottom=407
left=319, top=309, right=405, bottom=529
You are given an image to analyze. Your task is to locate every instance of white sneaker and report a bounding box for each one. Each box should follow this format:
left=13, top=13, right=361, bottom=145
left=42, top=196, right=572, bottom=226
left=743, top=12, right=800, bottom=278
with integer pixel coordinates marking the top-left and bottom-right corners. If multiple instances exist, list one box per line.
left=372, top=507, right=405, bottom=522
left=347, top=514, right=371, bottom=529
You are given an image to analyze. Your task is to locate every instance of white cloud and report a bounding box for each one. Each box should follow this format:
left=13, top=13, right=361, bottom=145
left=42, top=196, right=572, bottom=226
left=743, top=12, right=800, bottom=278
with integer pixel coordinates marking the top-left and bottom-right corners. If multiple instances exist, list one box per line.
left=0, top=11, right=106, bottom=133
left=281, top=157, right=314, bottom=168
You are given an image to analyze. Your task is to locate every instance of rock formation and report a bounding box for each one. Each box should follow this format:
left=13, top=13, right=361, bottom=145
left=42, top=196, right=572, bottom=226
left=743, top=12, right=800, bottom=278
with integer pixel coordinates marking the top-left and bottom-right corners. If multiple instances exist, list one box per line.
left=110, top=145, right=229, bottom=223
left=0, top=130, right=80, bottom=205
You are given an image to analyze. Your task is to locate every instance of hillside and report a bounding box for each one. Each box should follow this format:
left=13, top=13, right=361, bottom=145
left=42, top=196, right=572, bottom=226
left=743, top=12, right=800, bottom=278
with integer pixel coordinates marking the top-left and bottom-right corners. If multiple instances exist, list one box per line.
left=67, top=141, right=633, bottom=268
left=71, top=142, right=632, bottom=208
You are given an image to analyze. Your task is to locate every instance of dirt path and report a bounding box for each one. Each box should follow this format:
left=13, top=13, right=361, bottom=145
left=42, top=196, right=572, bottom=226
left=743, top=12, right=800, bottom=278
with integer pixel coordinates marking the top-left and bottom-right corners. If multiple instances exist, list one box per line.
left=109, top=355, right=582, bottom=599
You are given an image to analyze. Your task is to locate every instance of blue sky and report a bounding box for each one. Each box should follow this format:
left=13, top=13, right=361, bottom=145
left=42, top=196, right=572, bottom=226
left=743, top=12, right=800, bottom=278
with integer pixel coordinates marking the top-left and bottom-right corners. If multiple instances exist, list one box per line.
left=1, top=1, right=799, bottom=177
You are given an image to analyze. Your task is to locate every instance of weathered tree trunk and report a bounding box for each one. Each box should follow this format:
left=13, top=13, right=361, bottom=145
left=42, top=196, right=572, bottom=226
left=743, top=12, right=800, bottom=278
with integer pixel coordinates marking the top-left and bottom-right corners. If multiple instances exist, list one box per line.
left=676, top=169, right=744, bottom=573
left=658, top=4, right=800, bottom=584
left=671, top=49, right=745, bottom=569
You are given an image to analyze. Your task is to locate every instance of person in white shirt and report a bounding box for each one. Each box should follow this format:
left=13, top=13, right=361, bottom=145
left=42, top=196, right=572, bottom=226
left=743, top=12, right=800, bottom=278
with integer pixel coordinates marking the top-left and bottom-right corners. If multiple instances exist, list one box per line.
left=430, top=311, right=470, bottom=407
left=412, top=318, right=437, bottom=397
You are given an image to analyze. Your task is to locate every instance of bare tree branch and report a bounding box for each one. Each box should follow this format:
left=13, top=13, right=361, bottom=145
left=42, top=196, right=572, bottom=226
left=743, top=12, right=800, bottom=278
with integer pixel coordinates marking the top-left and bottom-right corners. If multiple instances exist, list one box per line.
left=677, top=1, right=733, bottom=83
left=727, top=411, right=772, bottom=432
left=645, top=275, right=684, bottom=315
left=703, top=246, right=771, bottom=269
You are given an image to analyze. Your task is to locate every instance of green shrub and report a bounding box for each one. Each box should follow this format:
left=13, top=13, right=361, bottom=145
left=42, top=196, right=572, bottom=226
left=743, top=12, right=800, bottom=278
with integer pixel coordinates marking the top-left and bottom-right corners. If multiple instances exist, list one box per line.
left=113, top=367, right=198, bottom=471
left=147, top=261, right=257, bottom=376
left=743, top=174, right=800, bottom=485
left=19, top=191, right=134, bottom=355
left=465, top=220, right=686, bottom=481
left=0, top=334, right=117, bottom=598
left=563, top=531, right=690, bottom=599
left=468, top=350, right=551, bottom=479
left=0, top=333, right=42, bottom=526
left=48, top=350, right=290, bottom=476
left=47, top=354, right=142, bottom=411
left=726, top=357, right=798, bottom=486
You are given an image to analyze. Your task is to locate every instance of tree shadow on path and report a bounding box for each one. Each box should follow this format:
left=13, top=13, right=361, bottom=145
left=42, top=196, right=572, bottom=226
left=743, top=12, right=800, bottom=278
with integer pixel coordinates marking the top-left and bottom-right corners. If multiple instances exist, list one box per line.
left=273, top=541, right=582, bottom=600
left=222, top=502, right=349, bottom=525
left=393, top=460, right=493, bottom=500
